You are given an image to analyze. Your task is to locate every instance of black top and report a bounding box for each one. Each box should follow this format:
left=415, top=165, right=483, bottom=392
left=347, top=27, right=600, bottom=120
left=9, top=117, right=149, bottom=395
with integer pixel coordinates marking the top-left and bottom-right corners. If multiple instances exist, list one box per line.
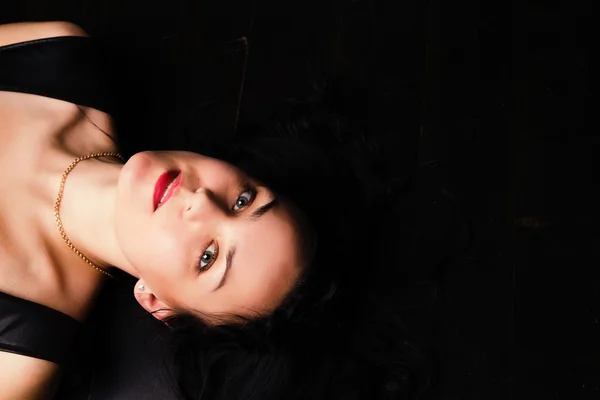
left=0, top=36, right=108, bottom=366
left=0, top=291, right=82, bottom=365
left=0, top=36, right=113, bottom=113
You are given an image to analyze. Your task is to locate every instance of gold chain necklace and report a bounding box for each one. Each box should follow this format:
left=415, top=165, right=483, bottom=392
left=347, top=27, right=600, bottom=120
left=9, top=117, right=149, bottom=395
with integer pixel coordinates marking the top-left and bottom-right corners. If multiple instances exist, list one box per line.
left=54, top=152, right=124, bottom=279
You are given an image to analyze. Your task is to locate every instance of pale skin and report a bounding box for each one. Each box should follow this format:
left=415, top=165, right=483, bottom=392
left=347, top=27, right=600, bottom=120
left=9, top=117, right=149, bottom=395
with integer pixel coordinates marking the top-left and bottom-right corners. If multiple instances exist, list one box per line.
left=0, top=22, right=303, bottom=399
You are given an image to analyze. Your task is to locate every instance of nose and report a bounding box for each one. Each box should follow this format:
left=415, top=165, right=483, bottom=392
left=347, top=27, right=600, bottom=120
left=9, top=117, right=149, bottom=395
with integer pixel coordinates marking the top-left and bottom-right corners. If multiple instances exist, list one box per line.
left=185, top=188, right=227, bottom=222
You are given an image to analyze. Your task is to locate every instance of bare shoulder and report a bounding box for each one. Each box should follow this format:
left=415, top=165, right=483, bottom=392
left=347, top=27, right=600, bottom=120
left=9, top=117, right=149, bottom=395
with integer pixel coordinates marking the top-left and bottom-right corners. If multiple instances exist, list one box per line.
left=0, top=21, right=88, bottom=47
left=0, top=351, right=60, bottom=399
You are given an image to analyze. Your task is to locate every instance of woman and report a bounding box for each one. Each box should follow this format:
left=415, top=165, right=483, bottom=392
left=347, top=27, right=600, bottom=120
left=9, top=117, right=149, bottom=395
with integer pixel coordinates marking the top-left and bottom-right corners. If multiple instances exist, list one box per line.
left=1, top=21, right=428, bottom=400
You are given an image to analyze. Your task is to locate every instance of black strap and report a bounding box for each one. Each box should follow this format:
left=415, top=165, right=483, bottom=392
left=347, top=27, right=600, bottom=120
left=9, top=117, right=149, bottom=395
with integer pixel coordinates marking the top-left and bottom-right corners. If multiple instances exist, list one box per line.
left=0, top=36, right=114, bottom=114
left=0, top=291, right=82, bottom=365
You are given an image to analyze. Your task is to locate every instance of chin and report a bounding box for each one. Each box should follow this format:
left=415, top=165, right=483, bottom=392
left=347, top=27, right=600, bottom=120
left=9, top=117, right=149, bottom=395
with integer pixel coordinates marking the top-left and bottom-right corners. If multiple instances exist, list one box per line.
left=118, top=153, right=154, bottom=204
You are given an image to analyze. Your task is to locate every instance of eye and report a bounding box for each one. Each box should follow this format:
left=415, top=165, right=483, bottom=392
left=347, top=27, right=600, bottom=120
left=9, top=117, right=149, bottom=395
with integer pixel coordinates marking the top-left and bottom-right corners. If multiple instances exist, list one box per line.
left=232, top=189, right=256, bottom=211
left=197, top=242, right=219, bottom=273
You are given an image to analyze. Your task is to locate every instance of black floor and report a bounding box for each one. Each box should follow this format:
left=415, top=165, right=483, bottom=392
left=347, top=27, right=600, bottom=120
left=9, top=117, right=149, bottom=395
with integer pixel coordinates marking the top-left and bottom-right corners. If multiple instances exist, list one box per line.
left=1, top=1, right=595, bottom=399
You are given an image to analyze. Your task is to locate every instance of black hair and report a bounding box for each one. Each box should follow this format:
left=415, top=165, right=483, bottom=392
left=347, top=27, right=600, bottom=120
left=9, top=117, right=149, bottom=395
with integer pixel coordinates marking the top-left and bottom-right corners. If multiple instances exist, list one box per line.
left=161, top=80, right=432, bottom=400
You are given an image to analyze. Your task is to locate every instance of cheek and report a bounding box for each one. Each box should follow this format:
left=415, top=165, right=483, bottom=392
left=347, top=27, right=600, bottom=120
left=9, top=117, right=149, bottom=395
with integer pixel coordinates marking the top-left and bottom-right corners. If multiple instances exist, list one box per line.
left=115, top=212, right=187, bottom=279
left=135, top=238, right=189, bottom=289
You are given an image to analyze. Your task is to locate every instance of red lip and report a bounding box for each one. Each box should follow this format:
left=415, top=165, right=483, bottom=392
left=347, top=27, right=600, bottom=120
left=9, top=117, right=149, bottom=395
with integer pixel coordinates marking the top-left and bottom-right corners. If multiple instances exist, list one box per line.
left=153, top=170, right=182, bottom=211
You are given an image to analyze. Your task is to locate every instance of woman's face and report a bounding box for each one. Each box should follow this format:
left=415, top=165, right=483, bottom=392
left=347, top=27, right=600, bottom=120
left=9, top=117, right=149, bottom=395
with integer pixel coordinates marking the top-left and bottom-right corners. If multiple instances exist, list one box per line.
left=114, top=151, right=304, bottom=320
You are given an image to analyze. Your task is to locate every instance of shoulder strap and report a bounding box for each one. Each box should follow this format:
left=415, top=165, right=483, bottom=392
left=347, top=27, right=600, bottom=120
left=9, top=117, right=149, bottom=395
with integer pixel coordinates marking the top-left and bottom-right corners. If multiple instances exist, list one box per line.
left=0, top=36, right=114, bottom=114
left=0, top=291, right=82, bottom=365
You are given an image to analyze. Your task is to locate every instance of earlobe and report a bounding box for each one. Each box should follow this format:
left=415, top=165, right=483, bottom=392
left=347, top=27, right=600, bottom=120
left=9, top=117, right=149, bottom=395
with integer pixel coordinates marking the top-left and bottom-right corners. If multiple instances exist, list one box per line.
left=133, top=280, right=175, bottom=321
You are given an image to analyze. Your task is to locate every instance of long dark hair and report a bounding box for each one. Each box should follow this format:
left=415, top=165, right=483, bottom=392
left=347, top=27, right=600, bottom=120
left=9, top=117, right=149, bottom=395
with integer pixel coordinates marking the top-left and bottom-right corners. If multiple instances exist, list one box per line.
left=162, top=81, right=432, bottom=400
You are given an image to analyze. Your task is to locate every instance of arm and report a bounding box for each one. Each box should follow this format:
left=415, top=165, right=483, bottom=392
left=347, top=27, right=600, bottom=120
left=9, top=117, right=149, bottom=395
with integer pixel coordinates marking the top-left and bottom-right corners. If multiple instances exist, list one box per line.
left=0, top=352, right=60, bottom=400
left=0, top=21, right=87, bottom=47
left=1, top=20, right=90, bottom=400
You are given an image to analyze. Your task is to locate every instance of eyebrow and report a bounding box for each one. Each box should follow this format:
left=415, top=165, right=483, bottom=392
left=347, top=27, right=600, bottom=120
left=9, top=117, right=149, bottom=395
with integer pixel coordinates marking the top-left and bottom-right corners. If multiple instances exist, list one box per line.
left=248, top=198, right=279, bottom=221
left=214, top=198, right=279, bottom=291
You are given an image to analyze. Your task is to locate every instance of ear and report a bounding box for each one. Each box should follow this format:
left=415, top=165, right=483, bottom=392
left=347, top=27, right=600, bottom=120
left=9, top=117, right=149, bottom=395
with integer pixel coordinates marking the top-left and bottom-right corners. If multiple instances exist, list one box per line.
left=133, top=279, right=175, bottom=321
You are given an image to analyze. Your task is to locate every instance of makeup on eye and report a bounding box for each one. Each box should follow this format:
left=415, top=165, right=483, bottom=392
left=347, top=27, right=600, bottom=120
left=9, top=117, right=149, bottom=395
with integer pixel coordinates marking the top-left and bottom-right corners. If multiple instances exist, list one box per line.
left=197, top=241, right=219, bottom=273
left=196, top=187, right=258, bottom=274
left=232, top=188, right=256, bottom=211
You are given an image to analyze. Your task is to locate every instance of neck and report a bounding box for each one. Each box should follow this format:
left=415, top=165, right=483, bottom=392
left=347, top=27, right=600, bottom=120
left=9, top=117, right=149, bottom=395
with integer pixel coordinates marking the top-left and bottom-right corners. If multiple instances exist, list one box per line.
left=39, top=151, right=139, bottom=279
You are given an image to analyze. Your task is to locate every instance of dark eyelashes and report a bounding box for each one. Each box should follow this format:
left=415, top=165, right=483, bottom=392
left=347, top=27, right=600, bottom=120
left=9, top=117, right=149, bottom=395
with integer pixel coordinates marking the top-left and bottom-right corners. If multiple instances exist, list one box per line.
left=196, top=187, right=257, bottom=274
left=231, top=187, right=257, bottom=211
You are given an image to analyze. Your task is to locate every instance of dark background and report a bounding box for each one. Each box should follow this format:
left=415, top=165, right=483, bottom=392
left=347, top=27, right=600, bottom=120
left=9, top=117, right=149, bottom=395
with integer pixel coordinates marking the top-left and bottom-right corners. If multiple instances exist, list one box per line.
left=1, top=0, right=595, bottom=399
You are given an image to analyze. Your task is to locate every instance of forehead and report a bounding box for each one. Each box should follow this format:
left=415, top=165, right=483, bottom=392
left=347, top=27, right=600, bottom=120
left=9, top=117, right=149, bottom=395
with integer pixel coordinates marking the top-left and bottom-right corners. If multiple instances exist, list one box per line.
left=214, top=201, right=303, bottom=314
